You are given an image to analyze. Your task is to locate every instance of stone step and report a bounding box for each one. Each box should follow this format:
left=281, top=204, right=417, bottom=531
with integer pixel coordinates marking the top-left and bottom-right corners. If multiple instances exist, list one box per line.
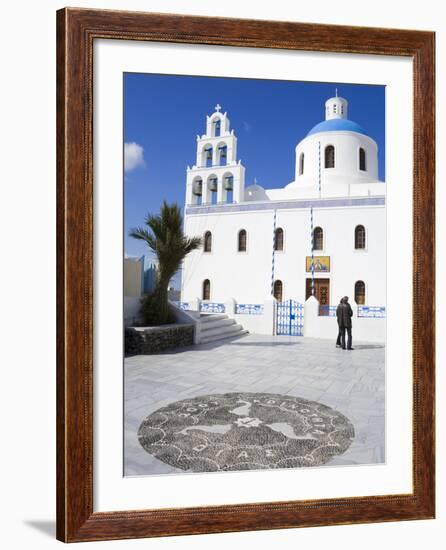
left=200, top=325, right=248, bottom=344
left=201, top=322, right=240, bottom=339
left=200, top=317, right=236, bottom=332
left=199, top=313, right=228, bottom=323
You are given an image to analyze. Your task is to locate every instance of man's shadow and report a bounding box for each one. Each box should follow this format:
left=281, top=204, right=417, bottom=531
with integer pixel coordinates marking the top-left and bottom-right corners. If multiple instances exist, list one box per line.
left=353, top=344, right=385, bottom=350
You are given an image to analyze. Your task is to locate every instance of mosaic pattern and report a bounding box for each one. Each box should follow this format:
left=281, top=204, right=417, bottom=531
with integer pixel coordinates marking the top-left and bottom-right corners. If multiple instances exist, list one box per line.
left=138, top=392, right=354, bottom=472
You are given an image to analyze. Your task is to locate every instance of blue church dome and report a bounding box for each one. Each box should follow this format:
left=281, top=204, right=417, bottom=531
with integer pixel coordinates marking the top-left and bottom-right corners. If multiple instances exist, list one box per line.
left=307, top=118, right=368, bottom=137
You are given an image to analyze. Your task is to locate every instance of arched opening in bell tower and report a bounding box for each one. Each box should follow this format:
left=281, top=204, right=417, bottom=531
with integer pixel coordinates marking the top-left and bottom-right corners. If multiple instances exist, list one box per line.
left=207, top=174, right=218, bottom=204
left=223, top=172, right=234, bottom=203
left=212, top=117, right=221, bottom=137
left=217, top=144, right=228, bottom=166
left=202, top=145, right=213, bottom=167
left=191, top=176, right=203, bottom=205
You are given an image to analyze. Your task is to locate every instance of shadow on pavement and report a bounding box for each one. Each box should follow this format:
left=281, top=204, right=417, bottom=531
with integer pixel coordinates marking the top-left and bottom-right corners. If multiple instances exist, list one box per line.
left=133, top=337, right=383, bottom=356
left=353, top=344, right=385, bottom=350
left=227, top=341, right=301, bottom=347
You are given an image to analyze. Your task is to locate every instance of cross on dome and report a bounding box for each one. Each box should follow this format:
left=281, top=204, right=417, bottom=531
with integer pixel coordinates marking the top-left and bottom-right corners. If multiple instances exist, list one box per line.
left=215, top=103, right=222, bottom=112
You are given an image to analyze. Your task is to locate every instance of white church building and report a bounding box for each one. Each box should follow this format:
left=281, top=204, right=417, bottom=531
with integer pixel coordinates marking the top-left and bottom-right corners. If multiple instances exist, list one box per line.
left=180, top=95, right=386, bottom=341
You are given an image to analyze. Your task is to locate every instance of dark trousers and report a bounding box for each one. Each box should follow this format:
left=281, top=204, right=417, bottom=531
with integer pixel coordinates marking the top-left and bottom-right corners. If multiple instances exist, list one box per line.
left=336, top=327, right=343, bottom=346
left=337, top=326, right=352, bottom=349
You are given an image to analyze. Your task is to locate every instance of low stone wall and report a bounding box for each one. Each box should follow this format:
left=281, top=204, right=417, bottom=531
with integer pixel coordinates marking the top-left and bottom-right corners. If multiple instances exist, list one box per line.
left=125, top=323, right=195, bottom=356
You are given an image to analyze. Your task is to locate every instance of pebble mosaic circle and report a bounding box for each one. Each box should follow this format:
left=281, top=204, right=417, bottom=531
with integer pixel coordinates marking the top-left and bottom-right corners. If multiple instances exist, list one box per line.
left=138, top=392, right=355, bottom=472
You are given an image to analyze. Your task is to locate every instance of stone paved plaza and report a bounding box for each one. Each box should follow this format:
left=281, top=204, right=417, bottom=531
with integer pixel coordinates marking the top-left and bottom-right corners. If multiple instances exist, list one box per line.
left=124, top=335, right=385, bottom=476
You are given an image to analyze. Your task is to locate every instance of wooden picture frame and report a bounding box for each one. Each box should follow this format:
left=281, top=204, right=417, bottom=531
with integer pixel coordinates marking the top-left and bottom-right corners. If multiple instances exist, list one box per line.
left=56, top=7, right=435, bottom=542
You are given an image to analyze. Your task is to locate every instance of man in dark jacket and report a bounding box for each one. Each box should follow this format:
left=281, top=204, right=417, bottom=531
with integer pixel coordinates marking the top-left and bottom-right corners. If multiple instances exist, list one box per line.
left=335, top=298, right=344, bottom=348
left=336, top=296, right=354, bottom=350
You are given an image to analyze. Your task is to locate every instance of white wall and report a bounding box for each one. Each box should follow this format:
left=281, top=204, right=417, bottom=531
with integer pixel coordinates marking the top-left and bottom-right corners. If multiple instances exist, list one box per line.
left=304, top=297, right=385, bottom=343
left=294, top=131, right=379, bottom=184
left=1, top=2, right=444, bottom=550
left=183, top=203, right=386, bottom=309
left=123, top=296, right=141, bottom=326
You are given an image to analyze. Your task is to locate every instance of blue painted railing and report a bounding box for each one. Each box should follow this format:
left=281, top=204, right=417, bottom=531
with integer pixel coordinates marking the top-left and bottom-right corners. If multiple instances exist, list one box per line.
left=235, top=303, right=264, bottom=315
left=358, top=306, right=386, bottom=318
left=200, top=302, right=226, bottom=314
left=318, top=305, right=337, bottom=317
left=175, top=301, right=191, bottom=311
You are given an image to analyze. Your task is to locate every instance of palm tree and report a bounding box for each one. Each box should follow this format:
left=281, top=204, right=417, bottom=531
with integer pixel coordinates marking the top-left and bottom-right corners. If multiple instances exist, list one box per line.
left=129, top=201, right=202, bottom=325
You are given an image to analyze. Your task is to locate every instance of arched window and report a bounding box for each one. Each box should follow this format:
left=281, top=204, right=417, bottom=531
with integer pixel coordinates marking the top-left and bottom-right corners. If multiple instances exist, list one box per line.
left=359, top=147, right=366, bottom=171
left=299, top=152, right=305, bottom=175
left=204, top=145, right=213, bottom=167
left=324, top=145, right=335, bottom=168
left=213, top=118, right=221, bottom=137
left=274, top=228, right=284, bottom=251
left=238, top=229, right=247, bottom=252
left=355, top=281, right=366, bottom=305
left=313, top=226, right=323, bottom=250
left=355, top=225, right=366, bottom=249
left=202, top=279, right=211, bottom=300
left=273, top=280, right=283, bottom=302
left=203, top=231, right=212, bottom=252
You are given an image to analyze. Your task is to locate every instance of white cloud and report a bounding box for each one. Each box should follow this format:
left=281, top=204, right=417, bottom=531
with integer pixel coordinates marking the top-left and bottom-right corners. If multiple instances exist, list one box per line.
left=124, top=142, right=145, bottom=172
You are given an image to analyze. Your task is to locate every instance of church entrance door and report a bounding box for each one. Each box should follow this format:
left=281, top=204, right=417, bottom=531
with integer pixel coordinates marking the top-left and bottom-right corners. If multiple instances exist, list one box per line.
left=306, top=278, right=330, bottom=315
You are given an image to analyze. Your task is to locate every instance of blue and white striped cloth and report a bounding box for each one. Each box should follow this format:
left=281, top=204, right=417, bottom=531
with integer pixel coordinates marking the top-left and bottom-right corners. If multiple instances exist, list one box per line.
left=271, top=209, right=277, bottom=295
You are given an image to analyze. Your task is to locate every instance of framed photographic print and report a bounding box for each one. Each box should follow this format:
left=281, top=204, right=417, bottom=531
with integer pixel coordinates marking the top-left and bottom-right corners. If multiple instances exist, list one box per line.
left=56, top=8, right=435, bottom=542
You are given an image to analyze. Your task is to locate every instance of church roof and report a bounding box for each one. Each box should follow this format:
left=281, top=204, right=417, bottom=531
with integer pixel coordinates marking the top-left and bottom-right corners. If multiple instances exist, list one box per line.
left=307, top=118, right=368, bottom=137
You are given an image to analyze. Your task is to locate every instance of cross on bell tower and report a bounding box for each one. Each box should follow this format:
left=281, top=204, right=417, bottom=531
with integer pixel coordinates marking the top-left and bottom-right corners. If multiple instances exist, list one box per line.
left=215, top=103, right=222, bottom=112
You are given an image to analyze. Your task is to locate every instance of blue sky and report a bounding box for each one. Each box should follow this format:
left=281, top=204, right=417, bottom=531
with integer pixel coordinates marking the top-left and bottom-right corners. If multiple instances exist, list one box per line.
left=124, top=73, right=385, bottom=262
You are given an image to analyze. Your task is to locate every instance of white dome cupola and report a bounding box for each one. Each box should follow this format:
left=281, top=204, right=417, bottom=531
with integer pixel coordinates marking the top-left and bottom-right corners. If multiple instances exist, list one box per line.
left=287, top=93, right=381, bottom=194
left=325, top=92, right=348, bottom=120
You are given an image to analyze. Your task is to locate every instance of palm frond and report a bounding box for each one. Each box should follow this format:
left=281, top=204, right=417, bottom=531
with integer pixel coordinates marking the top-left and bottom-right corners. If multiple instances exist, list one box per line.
left=130, top=202, right=202, bottom=290
left=129, top=226, right=151, bottom=242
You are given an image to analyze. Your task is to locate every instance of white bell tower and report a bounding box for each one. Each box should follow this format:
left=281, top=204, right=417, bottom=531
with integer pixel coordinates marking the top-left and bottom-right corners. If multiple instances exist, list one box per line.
left=186, top=104, right=245, bottom=206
